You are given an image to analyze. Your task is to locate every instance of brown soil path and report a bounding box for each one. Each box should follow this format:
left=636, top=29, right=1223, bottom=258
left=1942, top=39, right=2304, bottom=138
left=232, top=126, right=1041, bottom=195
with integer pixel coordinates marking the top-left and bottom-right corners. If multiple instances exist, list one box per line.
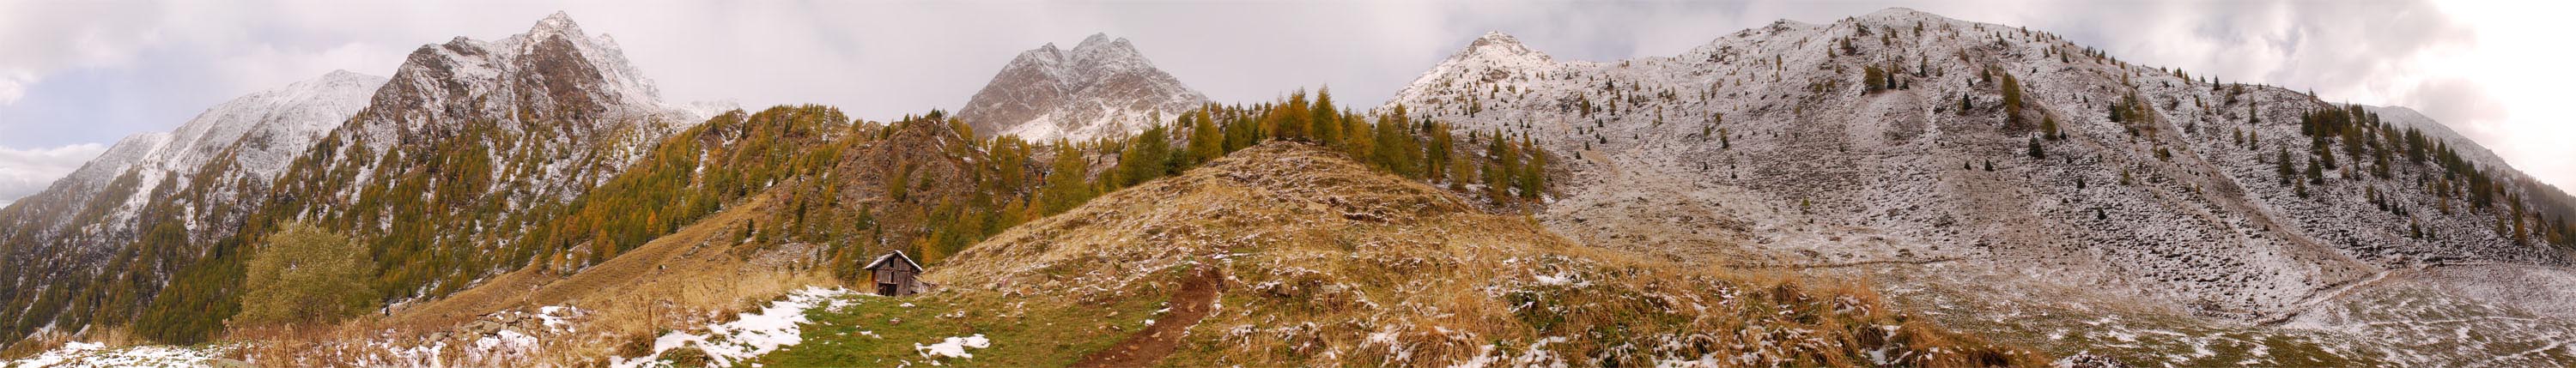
left=1071, top=267, right=1224, bottom=368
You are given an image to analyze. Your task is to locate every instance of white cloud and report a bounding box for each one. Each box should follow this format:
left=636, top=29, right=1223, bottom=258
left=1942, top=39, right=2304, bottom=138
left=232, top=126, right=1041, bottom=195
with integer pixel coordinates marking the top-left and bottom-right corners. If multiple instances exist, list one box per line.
left=0, top=69, right=30, bottom=105
left=0, top=143, right=109, bottom=207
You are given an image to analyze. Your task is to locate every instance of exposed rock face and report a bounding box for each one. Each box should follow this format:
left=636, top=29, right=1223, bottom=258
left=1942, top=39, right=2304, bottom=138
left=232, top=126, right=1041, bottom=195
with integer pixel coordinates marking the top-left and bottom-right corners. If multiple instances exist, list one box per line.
left=957, top=33, right=1209, bottom=142
left=310, top=11, right=709, bottom=206
left=1386, top=8, right=2576, bottom=365
left=259, top=11, right=715, bottom=296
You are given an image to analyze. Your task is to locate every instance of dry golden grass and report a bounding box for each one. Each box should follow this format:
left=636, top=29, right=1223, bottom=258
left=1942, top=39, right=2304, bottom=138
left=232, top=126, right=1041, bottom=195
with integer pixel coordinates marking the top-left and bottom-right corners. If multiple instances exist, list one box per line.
left=912, top=142, right=2050, bottom=367
left=0, top=328, right=146, bottom=359
left=219, top=187, right=847, bottom=366
left=192, top=142, right=2045, bottom=367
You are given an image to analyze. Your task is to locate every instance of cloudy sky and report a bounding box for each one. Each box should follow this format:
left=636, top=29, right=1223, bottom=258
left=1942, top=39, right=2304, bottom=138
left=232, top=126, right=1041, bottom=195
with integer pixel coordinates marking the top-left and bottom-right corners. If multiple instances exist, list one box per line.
left=1, top=0, right=2568, bottom=205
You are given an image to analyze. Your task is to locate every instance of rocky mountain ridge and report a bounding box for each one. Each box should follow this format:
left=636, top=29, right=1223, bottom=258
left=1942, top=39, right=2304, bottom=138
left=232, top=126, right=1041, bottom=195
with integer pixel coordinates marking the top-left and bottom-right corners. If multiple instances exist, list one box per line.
left=1382, top=8, right=2576, bottom=365
left=956, top=33, right=1209, bottom=142
left=0, top=11, right=720, bottom=348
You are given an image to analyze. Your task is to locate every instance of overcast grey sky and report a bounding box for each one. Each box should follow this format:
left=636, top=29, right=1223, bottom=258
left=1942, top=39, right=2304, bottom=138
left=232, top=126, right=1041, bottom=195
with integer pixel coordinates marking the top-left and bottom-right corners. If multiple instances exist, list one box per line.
left=2, top=0, right=2569, bottom=205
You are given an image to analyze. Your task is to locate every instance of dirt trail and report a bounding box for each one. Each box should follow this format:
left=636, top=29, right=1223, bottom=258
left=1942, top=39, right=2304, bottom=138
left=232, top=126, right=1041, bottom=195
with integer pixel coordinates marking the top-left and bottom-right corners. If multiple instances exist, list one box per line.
left=1072, top=267, right=1224, bottom=368
left=1741, top=256, right=1965, bottom=269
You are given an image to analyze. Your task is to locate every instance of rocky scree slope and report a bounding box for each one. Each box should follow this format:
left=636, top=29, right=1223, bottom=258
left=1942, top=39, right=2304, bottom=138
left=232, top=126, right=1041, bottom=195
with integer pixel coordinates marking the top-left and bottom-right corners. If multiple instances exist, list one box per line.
left=1386, top=7, right=2569, bottom=321
left=1383, top=7, right=2576, bottom=365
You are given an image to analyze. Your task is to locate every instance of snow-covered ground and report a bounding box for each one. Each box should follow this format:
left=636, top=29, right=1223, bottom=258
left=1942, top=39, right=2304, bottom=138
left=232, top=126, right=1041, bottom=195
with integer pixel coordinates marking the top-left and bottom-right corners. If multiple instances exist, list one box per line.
left=613, top=287, right=858, bottom=368
left=2, top=341, right=227, bottom=368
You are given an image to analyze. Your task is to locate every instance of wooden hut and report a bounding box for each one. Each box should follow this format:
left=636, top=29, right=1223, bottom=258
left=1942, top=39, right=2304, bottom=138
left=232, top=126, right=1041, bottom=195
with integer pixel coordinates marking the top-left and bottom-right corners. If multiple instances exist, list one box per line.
left=863, top=250, right=933, bottom=296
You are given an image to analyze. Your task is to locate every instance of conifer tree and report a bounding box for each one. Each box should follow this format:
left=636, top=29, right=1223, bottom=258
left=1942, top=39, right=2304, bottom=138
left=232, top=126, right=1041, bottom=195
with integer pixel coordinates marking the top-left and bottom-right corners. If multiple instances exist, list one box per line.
left=1312, top=87, right=1340, bottom=145
left=2041, top=115, right=2062, bottom=140
left=1516, top=137, right=1546, bottom=199
left=2001, top=72, right=2024, bottom=125
left=1448, top=133, right=1474, bottom=191
left=1486, top=132, right=1519, bottom=202
left=887, top=164, right=914, bottom=202
left=1426, top=121, right=1454, bottom=184
left=1116, top=124, right=1174, bottom=188
left=1864, top=65, right=1888, bottom=93
left=1340, top=111, right=1373, bottom=160
left=1188, top=110, right=1224, bottom=166
left=2027, top=136, right=2046, bottom=159
left=1273, top=91, right=1312, bottom=142
left=2306, top=158, right=2326, bottom=185
left=2276, top=148, right=2296, bottom=184
left=1038, top=142, right=1096, bottom=215
left=1372, top=106, right=1421, bottom=178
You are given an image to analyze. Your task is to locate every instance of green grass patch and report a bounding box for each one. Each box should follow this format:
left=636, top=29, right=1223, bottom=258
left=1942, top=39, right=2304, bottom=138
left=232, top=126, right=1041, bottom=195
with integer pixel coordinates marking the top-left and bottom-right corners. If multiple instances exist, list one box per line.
left=755, top=274, right=1181, bottom=367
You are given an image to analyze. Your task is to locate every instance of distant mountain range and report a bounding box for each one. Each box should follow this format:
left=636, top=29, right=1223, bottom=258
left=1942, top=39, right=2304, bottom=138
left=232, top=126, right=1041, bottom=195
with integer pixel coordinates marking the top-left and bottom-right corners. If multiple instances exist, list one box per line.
left=4, top=8, right=2573, bottom=367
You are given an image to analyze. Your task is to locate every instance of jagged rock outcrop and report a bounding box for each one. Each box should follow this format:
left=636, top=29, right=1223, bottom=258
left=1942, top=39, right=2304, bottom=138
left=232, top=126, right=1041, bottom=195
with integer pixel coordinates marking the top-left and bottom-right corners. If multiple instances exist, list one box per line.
left=957, top=33, right=1208, bottom=142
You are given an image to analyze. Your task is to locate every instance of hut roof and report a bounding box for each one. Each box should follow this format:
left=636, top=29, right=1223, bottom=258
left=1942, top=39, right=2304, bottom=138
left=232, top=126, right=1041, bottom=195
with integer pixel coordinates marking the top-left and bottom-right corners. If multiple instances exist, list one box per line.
left=864, top=250, right=925, bottom=271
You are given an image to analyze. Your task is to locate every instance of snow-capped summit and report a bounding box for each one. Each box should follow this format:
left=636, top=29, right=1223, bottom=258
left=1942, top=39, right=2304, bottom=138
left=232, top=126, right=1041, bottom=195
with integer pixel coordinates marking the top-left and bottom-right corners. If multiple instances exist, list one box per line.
left=1386, top=32, right=1562, bottom=109
left=355, top=11, right=693, bottom=151
left=957, top=33, right=1209, bottom=142
left=1461, top=32, right=1547, bottom=61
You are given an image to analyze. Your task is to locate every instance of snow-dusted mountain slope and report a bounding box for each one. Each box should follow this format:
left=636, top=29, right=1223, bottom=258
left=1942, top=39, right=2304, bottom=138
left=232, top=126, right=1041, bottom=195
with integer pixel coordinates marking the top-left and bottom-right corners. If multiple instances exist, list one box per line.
left=255, top=10, right=714, bottom=296
left=299, top=11, right=711, bottom=207
left=14, top=132, right=168, bottom=219
left=0, top=11, right=717, bottom=349
left=957, top=33, right=1210, bottom=142
left=0, top=70, right=382, bottom=261
left=152, top=70, right=389, bottom=182
left=1385, top=8, right=2575, bottom=365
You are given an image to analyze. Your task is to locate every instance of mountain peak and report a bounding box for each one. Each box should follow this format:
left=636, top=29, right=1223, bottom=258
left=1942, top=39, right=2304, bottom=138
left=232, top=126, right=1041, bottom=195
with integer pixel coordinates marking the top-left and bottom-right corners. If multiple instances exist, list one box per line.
left=1076, top=33, right=1115, bottom=49
left=1865, top=7, right=1935, bottom=18
left=532, top=11, right=581, bottom=34
left=957, top=33, right=1208, bottom=142
left=1456, top=31, right=1548, bottom=63
left=362, top=11, right=672, bottom=154
left=1069, top=33, right=1140, bottom=63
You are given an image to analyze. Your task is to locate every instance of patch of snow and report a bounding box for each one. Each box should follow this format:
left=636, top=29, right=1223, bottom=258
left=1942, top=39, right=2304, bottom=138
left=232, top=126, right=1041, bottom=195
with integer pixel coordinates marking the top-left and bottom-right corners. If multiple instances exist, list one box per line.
left=615, top=287, right=854, bottom=368
left=913, top=335, right=992, bottom=361
left=3, top=341, right=221, bottom=368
